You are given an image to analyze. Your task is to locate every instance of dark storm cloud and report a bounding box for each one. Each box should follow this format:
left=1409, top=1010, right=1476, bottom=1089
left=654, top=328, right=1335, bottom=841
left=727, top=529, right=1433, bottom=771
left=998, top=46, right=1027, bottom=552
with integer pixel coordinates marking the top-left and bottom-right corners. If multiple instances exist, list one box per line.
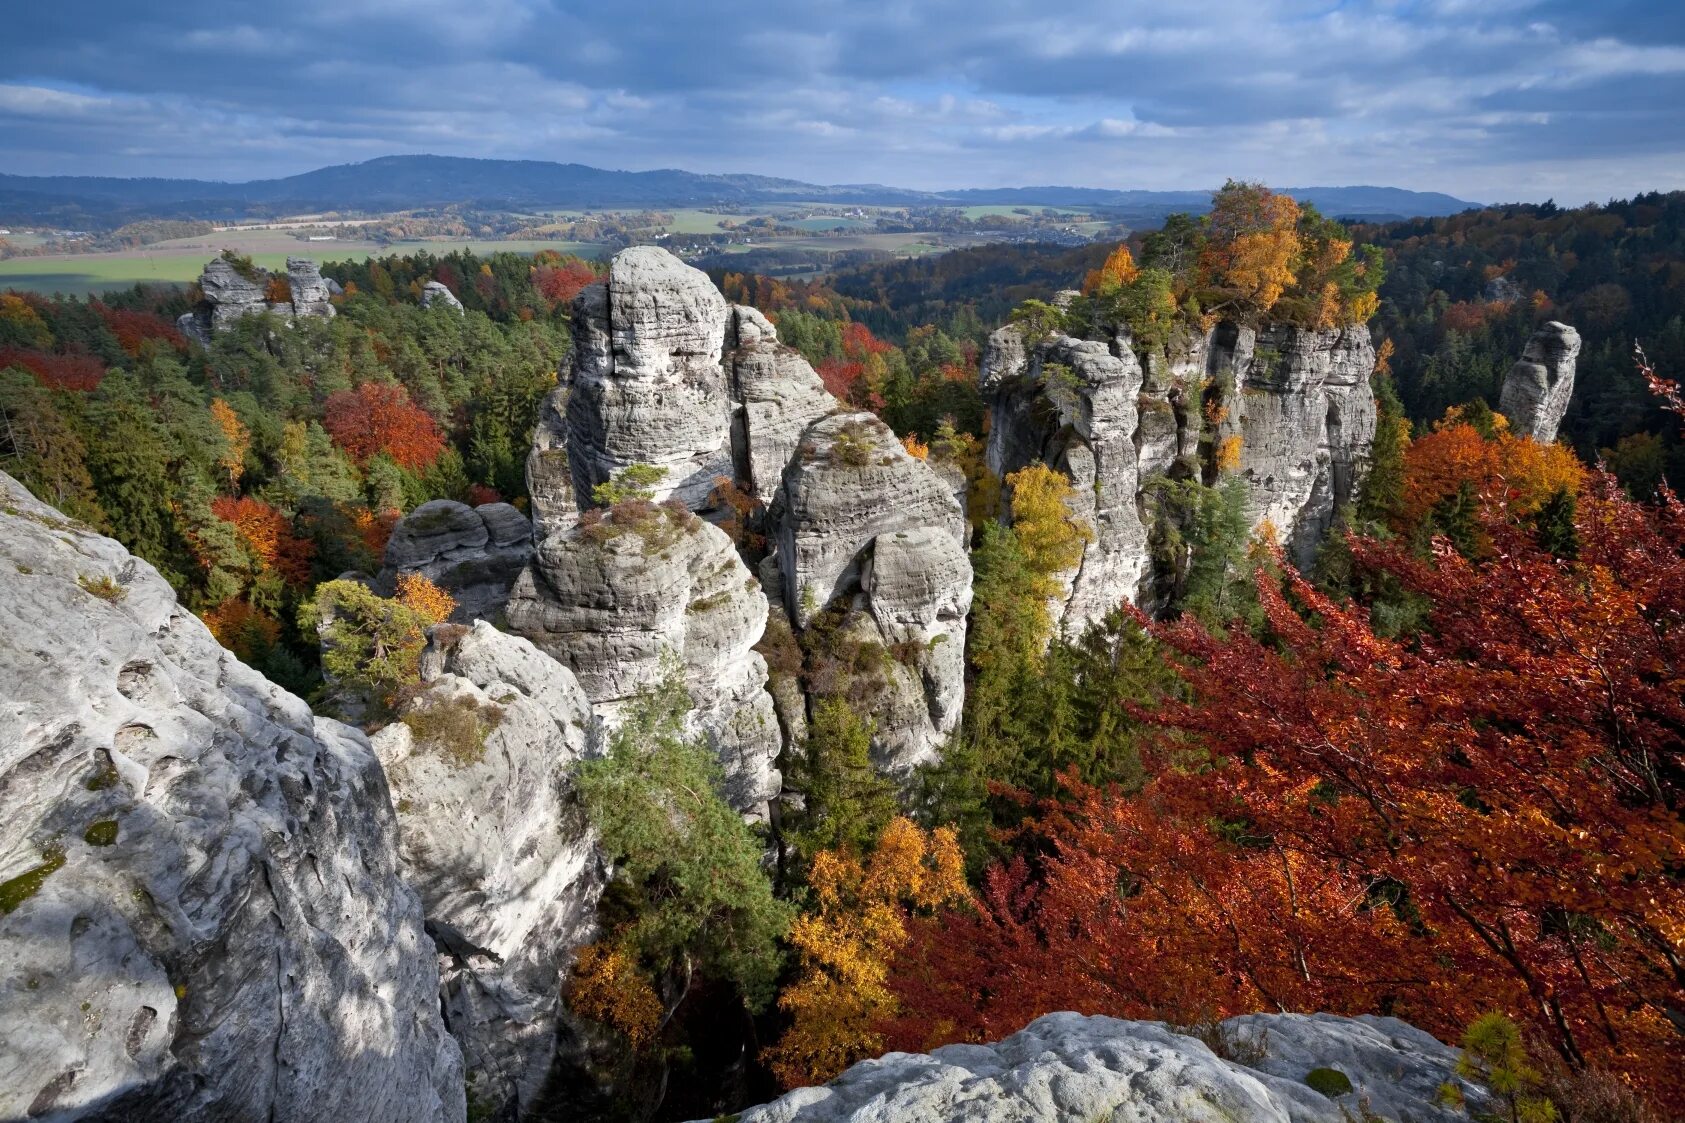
left=1, top=0, right=1681, bottom=199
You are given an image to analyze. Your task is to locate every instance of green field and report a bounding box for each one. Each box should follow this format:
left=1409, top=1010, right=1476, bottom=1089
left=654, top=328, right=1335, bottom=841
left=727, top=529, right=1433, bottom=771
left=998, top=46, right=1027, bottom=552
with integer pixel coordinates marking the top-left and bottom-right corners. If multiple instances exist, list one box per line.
left=0, top=239, right=611, bottom=298
left=0, top=253, right=302, bottom=297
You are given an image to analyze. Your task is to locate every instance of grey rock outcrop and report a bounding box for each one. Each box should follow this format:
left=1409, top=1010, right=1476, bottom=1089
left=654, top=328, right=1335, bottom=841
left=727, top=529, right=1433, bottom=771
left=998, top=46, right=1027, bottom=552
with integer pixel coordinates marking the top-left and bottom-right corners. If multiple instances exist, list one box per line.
left=1499, top=321, right=1580, bottom=443
left=981, top=315, right=1378, bottom=626
left=526, top=387, right=578, bottom=541
left=177, top=255, right=337, bottom=346
left=287, top=257, right=336, bottom=318
left=770, top=413, right=971, bottom=775
left=524, top=246, right=974, bottom=784
left=0, top=472, right=462, bottom=1123
left=565, top=246, right=735, bottom=509
left=727, top=305, right=837, bottom=504
left=505, top=501, right=781, bottom=814
left=421, top=280, right=465, bottom=313
left=1213, top=322, right=1378, bottom=567
left=376, top=499, right=534, bottom=622
left=981, top=328, right=1150, bottom=631
left=374, top=622, right=602, bottom=1119
left=701, top=1011, right=1482, bottom=1123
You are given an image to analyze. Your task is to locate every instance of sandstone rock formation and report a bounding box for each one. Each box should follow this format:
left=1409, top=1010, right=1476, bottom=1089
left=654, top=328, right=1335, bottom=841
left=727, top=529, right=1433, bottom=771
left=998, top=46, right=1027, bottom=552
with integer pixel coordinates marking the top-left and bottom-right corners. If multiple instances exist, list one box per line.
left=526, top=387, right=578, bottom=542
left=513, top=246, right=972, bottom=786
left=177, top=256, right=337, bottom=347
left=726, top=305, right=837, bottom=504
left=421, top=280, right=465, bottom=313
left=373, top=622, right=602, bottom=1119
left=376, top=498, right=534, bottom=622
left=565, top=246, right=736, bottom=509
left=700, top=1011, right=1483, bottom=1123
left=1500, top=321, right=1581, bottom=443
left=981, top=328, right=1151, bottom=630
left=981, top=315, right=1377, bottom=628
left=1213, top=322, right=1378, bottom=567
left=286, top=257, right=336, bottom=318
left=769, top=413, right=971, bottom=775
left=505, top=500, right=782, bottom=814
left=0, top=472, right=462, bottom=1123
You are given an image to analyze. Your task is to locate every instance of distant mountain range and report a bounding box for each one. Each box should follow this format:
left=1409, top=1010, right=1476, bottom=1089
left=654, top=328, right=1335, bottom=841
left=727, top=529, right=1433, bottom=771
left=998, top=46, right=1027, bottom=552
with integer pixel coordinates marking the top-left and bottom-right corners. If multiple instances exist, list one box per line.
left=0, top=154, right=1479, bottom=228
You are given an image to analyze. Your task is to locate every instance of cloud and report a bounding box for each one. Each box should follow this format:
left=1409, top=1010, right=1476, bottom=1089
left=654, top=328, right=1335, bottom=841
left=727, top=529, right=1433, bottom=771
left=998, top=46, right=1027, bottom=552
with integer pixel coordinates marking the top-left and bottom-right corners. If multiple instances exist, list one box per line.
left=0, top=0, right=1682, bottom=200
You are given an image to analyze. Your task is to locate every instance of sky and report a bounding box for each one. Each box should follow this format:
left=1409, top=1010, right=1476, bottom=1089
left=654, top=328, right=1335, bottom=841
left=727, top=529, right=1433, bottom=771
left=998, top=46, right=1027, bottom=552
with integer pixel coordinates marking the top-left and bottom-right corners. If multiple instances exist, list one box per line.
left=2, top=0, right=1682, bottom=203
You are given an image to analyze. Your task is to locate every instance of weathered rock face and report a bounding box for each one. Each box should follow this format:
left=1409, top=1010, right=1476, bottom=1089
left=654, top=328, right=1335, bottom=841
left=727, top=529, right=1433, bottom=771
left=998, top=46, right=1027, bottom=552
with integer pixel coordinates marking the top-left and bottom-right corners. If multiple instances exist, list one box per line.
left=177, top=256, right=337, bottom=347
left=0, top=472, right=462, bottom=1123
left=1500, top=321, right=1581, bottom=443
left=981, top=315, right=1378, bottom=625
left=373, top=622, right=602, bottom=1120
left=700, top=1011, right=1482, bottom=1123
left=526, top=387, right=578, bottom=542
left=1213, top=322, right=1378, bottom=567
left=376, top=498, right=534, bottom=622
left=287, top=257, right=336, bottom=318
left=421, top=280, right=465, bottom=313
left=565, top=247, right=735, bottom=509
left=726, top=305, right=837, bottom=505
left=528, top=246, right=974, bottom=783
left=981, top=327, right=1150, bottom=631
left=770, top=413, right=971, bottom=775
left=505, top=502, right=781, bottom=814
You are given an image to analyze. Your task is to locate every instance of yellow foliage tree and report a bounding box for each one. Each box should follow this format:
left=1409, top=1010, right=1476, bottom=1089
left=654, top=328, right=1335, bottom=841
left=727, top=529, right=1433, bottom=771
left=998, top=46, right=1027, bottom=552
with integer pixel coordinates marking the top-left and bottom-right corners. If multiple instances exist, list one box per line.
left=764, top=818, right=970, bottom=1087
left=395, top=572, right=456, bottom=625
left=1005, top=463, right=1093, bottom=595
left=900, top=433, right=929, bottom=460
left=570, top=944, right=663, bottom=1052
left=210, top=399, right=250, bottom=488
left=1200, top=182, right=1302, bottom=318
left=1215, top=434, right=1244, bottom=473
left=1082, top=244, right=1140, bottom=295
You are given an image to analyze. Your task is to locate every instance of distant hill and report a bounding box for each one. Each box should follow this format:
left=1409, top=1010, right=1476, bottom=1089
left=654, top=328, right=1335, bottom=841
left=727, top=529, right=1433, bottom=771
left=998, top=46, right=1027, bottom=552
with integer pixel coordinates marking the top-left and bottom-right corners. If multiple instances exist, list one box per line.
left=0, top=154, right=1481, bottom=228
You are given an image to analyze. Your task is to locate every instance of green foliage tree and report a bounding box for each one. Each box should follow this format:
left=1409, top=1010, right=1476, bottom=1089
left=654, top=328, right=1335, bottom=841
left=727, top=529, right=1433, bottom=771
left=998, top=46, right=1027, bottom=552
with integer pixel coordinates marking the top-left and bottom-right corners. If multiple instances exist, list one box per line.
left=576, top=665, right=792, bottom=1015
left=785, top=698, right=898, bottom=864
left=301, top=579, right=438, bottom=717
left=592, top=463, right=668, bottom=506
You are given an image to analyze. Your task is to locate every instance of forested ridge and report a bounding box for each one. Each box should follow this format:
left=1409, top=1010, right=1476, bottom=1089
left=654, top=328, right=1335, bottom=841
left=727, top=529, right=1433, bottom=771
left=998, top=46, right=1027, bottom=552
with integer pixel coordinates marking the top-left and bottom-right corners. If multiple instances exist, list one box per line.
left=1, top=186, right=1682, bottom=1120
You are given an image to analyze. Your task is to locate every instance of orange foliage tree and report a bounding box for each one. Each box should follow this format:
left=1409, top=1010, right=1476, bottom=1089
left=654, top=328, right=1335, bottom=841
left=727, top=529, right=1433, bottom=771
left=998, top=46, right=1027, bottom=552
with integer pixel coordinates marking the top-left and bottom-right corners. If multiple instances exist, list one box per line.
left=322, top=381, right=446, bottom=470
left=209, top=399, right=249, bottom=488
left=1082, top=244, right=1141, bottom=295
left=765, top=818, right=970, bottom=1088
left=210, top=496, right=314, bottom=585
left=395, top=572, right=456, bottom=623
left=1401, top=409, right=1585, bottom=530
left=887, top=478, right=1685, bottom=1110
left=202, top=598, right=282, bottom=663
left=1199, top=181, right=1303, bottom=318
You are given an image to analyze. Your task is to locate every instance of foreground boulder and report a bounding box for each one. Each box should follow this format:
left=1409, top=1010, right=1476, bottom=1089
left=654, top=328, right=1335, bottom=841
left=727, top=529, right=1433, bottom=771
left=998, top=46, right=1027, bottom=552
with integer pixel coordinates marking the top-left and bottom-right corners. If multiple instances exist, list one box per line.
left=374, top=622, right=602, bottom=1120
left=703, top=1011, right=1482, bottom=1123
left=1499, top=321, right=1581, bottom=443
left=0, top=472, right=462, bottom=1122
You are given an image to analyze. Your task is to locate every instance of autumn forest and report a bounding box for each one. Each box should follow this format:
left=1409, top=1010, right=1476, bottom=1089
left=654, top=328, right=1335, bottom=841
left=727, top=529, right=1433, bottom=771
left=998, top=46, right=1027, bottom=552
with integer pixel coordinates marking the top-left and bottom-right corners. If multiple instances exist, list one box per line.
left=2, top=186, right=1684, bottom=1121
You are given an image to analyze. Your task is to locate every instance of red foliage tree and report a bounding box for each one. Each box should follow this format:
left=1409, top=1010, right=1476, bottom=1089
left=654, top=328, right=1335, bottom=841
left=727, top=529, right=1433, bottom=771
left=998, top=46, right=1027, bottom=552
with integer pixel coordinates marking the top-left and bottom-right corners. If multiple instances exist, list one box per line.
left=322, top=382, right=445, bottom=470
left=534, top=259, right=597, bottom=306
left=0, top=347, right=105, bottom=392
left=210, top=496, right=314, bottom=585
left=888, top=477, right=1685, bottom=1109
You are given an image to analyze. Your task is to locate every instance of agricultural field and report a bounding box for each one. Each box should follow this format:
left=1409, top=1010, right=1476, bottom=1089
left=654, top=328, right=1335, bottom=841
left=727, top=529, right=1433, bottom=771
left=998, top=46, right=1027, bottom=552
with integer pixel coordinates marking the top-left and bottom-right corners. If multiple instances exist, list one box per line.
left=0, top=198, right=1099, bottom=298
left=0, top=234, right=609, bottom=297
